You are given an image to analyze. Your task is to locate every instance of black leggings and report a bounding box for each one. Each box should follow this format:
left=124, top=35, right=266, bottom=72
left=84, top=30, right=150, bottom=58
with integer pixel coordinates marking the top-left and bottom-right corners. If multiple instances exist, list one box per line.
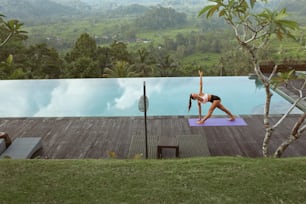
left=209, top=95, right=221, bottom=103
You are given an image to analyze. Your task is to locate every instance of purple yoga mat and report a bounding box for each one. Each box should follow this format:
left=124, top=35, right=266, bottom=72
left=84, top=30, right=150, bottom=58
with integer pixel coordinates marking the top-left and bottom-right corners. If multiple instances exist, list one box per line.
left=188, top=117, right=247, bottom=127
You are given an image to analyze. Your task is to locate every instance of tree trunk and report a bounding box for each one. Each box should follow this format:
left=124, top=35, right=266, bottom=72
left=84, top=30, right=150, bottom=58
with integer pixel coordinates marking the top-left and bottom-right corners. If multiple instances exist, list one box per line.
left=263, top=85, right=273, bottom=126
left=262, top=84, right=274, bottom=157
left=274, top=112, right=306, bottom=157
left=262, top=127, right=273, bottom=157
left=254, top=62, right=274, bottom=157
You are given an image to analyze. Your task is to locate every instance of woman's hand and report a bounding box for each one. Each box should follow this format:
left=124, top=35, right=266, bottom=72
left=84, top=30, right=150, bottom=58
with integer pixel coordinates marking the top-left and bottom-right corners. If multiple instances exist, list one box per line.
left=197, top=118, right=205, bottom=124
left=198, top=70, right=203, bottom=76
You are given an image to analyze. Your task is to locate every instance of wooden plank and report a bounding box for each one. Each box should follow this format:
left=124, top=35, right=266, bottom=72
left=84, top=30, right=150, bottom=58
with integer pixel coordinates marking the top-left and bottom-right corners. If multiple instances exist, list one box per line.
left=177, top=135, right=210, bottom=158
left=128, top=134, right=158, bottom=159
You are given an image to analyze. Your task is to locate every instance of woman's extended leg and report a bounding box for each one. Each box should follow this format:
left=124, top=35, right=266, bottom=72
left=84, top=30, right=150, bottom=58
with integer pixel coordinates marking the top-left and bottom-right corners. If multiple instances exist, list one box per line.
left=197, top=100, right=235, bottom=124
left=197, top=100, right=219, bottom=124
left=216, top=102, right=235, bottom=121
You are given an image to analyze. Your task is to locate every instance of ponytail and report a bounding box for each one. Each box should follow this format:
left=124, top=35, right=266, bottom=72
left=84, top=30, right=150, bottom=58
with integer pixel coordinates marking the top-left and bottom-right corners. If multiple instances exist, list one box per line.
left=188, top=94, right=192, bottom=112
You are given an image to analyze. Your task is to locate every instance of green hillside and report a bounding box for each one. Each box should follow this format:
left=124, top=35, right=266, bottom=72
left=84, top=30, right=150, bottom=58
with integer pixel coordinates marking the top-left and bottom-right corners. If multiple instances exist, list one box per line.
left=2, top=0, right=306, bottom=78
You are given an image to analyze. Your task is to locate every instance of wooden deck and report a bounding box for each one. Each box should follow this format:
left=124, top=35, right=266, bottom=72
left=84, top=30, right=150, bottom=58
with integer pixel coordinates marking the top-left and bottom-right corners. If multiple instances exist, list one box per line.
left=0, top=115, right=305, bottom=159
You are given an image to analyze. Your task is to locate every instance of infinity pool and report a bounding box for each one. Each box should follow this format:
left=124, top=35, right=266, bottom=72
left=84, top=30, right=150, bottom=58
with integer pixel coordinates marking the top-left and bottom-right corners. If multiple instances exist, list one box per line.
left=0, top=77, right=301, bottom=117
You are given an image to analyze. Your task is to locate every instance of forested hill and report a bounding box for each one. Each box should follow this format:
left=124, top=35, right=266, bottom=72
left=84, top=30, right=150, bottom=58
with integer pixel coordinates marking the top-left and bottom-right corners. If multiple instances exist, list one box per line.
left=277, top=0, right=306, bottom=21
left=0, top=0, right=81, bottom=24
left=1, top=0, right=306, bottom=26
left=0, top=0, right=205, bottom=24
left=277, top=0, right=306, bottom=12
left=0, top=0, right=209, bottom=25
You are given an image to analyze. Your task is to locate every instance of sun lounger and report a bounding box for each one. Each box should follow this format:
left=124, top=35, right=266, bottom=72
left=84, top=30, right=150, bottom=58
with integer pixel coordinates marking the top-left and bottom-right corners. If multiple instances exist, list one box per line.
left=0, top=139, right=6, bottom=155
left=0, top=137, right=42, bottom=159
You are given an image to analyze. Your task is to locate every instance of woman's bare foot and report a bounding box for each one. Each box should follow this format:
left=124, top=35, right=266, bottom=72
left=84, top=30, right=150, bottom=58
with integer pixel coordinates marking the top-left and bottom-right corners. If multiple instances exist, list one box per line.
left=228, top=116, right=235, bottom=121
left=197, top=119, right=205, bottom=124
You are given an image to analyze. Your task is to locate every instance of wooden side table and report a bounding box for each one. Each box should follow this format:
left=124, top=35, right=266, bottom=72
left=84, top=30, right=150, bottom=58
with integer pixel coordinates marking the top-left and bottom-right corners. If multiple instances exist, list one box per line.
left=157, top=137, right=179, bottom=159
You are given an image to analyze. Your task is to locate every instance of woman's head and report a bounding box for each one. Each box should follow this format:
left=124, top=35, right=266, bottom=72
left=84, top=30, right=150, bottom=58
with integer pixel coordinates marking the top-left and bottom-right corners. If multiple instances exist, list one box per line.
left=190, top=93, right=197, bottom=99
left=188, top=93, right=197, bottom=111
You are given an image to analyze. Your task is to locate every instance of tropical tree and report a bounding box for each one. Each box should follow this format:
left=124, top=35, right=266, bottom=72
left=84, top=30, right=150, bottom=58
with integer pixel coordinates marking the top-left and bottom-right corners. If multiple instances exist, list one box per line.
left=199, top=0, right=305, bottom=157
left=219, top=47, right=253, bottom=76
left=109, top=41, right=131, bottom=63
left=129, top=48, right=153, bottom=77
left=0, top=13, right=27, bottom=78
left=26, top=44, right=62, bottom=79
left=0, top=14, right=27, bottom=47
left=0, top=54, right=13, bottom=79
left=96, top=46, right=112, bottom=76
left=62, top=56, right=99, bottom=78
left=64, top=33, right=99, bottom=78
left=65, top=33, right=97, bottom=63
left=155, top=54, right=180, bottom=77
left=103, top=60, right=136, bottom=78
left=270, top=71, right=306, bottom=157
left=135, top=6, right=187, bottom=30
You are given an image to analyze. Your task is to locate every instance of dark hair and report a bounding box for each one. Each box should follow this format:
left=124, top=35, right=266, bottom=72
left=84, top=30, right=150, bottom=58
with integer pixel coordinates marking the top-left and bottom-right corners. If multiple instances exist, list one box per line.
left=188, top=94, right=193, bottom=112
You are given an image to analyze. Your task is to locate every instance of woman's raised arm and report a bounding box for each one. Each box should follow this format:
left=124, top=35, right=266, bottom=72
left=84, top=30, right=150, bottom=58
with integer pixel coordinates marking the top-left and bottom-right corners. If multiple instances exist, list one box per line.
left=198, top=70, right=203, bottom=94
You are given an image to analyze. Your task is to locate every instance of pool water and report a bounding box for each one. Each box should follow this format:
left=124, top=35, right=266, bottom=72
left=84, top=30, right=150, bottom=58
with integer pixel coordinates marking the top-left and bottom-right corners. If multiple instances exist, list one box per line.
left=0, top=77, right=302, bottom=117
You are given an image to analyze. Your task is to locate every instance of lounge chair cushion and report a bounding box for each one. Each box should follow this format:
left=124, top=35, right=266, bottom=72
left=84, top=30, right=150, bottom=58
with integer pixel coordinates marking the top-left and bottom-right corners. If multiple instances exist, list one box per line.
left=0, top=137, right=42, bottom=159
left=0, top=139, right=5, bottom=155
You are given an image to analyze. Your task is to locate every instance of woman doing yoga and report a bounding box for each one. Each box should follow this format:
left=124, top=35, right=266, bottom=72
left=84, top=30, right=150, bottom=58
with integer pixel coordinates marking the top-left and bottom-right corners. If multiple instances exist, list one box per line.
left=188, top=70, right=235, bottom=124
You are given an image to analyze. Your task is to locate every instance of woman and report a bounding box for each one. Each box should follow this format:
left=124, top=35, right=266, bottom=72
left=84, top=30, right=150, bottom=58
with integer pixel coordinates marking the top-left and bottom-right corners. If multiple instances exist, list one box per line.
left=188, top=70, right=235, bottom=124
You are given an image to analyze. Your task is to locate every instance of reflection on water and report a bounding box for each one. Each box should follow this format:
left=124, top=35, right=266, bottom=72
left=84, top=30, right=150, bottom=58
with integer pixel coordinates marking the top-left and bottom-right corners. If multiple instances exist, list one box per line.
left=0, top=77, right=302, bottom=117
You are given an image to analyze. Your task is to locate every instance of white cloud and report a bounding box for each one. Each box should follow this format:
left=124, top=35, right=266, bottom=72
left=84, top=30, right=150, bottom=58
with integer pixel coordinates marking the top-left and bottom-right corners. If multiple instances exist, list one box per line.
left=34, top=79, right=104, bottom=116
left=110, top=78, right=163, bottom=111
left=0, top=80, right=40, bottom=117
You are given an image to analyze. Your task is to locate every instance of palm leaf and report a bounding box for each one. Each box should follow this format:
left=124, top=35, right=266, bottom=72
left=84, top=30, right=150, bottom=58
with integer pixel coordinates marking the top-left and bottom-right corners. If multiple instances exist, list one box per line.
left=198, top=5, right=217, bottom=17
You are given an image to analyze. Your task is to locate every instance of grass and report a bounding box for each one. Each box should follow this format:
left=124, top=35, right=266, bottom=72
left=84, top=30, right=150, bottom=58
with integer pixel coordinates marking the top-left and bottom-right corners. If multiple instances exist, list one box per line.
left=1, top=157, right=306, bottom=203
left=137, top=26, right=200, bottom=42
left=26, top=19, right=118, bottom=40
left=182, top=52, right=221, bottom=67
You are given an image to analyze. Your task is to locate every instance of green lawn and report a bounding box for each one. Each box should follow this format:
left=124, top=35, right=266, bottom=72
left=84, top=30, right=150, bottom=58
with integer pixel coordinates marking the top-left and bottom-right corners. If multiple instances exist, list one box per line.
left=1, top=157, right=306, bottom=203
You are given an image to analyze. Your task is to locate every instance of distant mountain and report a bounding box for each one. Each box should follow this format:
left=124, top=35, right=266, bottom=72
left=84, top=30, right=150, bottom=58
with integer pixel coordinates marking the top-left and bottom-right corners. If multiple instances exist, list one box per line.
left=44, top=0, right=162, bottom=11
left=0, top=0, right=80, bottom=24
left=80, top=0, right=162, bottom=6
left=78, top=0, right=209, bottom=11
left=0, top=0, right=250, bottom=23
left=2, top=0, right=305, bottom=26
left=49, top=0, right=211, bottom=16
left=276, top=0, right=306, bottom=13
left=109, top=4, right=149, bottom=17
left=50, top=0, right=91, bottom=10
